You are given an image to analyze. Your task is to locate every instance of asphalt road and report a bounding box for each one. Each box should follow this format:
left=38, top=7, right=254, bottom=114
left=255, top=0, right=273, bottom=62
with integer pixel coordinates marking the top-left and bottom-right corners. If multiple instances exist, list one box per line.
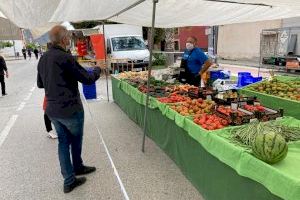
left=0, top=59, right=203, bottom=200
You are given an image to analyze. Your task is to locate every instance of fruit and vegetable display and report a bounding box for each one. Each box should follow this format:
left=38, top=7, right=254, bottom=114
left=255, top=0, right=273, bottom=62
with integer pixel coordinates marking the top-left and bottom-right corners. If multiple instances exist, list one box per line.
left=213, top=90, right=255, bottom=105
left=115, top=71, right=300, bottom=166
left=158, top=93, right=191, bottom=103
left=249, top=78, right=300, bottom=101
left=169, top=99, right=215, bottom=116
left=215, top=105, right=255, bottom=125
left=193, top=114, right=229, bottom=130
left=252, top=131, right=288, bottom=164
left=243, top=104, right=265, bottom=112
left=166, top=84, right=197, bottom=94
left=222, top=90, right=238, bottom=99
left=230, top=120, right=300, bottom=164
left=217, top=105, right=246, bottom=117
left=118, top=71, right=148, bottom=80
left=188, top=87, right=216, bottom=99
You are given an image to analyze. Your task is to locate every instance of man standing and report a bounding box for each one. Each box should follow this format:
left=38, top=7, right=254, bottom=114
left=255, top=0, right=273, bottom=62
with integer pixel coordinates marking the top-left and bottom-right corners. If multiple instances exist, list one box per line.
left=37, top=25, right=102, bottom=193
left=22, top=47, right=27, bottom=60
left=27, top=48, right=32, bottom=59
left=33, top=48, right=39, bottom=60
left=0, top=54, right=8, bottom=96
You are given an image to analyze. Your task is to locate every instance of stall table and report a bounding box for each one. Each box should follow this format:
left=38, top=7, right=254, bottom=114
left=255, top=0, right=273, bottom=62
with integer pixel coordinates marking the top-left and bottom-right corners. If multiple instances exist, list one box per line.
left=112, top=76, right=300, bottom=200
left=240, top=76, right=300, bottom=119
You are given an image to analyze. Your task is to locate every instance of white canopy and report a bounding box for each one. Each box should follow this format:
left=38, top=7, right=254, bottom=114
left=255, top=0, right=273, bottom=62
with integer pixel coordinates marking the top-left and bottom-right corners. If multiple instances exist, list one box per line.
left=109, top=0, right=300, bottom=27
left=1, top=0, right=300, bottom=34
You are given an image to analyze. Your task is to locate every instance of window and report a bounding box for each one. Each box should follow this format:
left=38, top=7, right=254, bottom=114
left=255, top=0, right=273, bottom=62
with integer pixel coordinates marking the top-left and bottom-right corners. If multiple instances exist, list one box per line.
left=174, top=28, right=179, bottom=35
left=111, top=36, right=146, bottom=51
left=174, top=40, right=179, bottom=51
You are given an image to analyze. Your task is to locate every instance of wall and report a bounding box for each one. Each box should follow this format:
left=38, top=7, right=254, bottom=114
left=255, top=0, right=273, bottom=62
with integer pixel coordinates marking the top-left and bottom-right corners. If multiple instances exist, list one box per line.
left=175, top=26, right=208, bottom=51
left=0, top=40, right=24, bottom=57
left=0, top=18, right=21, bottom=40
left=217, top=20, right=282, bottom=61
left=1, top=40, right=24, bottom=56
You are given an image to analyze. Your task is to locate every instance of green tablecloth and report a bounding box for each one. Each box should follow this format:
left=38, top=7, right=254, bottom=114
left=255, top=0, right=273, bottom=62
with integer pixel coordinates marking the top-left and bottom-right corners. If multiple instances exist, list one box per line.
left=112, top=76, right=300, bottom=200
left=240, top=76, right=300, bottom=119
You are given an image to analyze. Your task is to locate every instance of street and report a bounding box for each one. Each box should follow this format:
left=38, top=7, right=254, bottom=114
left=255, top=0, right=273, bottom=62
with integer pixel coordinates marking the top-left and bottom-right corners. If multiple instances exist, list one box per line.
left=0, top=59, right=202, bottom=200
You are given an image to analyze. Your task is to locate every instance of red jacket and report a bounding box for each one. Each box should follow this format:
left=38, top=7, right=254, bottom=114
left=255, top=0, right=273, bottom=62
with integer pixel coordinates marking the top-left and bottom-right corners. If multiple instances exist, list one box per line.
left=43, top=96, right=47, bottom=111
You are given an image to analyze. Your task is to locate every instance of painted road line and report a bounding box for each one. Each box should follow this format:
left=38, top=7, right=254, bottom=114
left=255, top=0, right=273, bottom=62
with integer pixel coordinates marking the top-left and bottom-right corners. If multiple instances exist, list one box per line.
left=0, top=115, right=18, bottom=148
left=81, top=93, right=130, bottom=200
left=24, top=92, right=32, bottom=101
left=16, top=102, right=26, bottom=111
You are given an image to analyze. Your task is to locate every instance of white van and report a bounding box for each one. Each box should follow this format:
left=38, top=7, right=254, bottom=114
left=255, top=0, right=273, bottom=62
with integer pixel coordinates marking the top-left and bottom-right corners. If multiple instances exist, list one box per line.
left=95, top=24, right=150, bottom=70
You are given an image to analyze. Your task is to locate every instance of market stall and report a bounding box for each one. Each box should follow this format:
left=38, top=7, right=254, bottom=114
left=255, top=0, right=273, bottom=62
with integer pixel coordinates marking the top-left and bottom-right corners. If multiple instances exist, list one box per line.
left=2, top=1, right=300, bottom=200
left=112, top=74, right=300, bottom=200
left=240, top=76, right=300, bottom=119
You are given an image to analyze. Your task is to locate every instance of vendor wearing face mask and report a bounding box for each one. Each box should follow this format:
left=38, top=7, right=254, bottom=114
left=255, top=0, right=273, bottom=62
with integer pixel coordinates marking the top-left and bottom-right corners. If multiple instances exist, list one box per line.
left=179, top=36, right=212, bottom=86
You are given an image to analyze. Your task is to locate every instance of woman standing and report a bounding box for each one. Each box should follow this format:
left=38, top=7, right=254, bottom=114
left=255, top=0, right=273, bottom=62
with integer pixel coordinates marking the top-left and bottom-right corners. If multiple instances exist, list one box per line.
left=179, top=36, right=212, bottom=86
left=43, top=96, right=57, bottom=139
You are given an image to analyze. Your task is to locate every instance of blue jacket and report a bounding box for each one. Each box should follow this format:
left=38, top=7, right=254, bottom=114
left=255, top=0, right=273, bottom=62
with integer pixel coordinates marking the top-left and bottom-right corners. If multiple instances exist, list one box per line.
left=183, top=47, right=208, bottom=74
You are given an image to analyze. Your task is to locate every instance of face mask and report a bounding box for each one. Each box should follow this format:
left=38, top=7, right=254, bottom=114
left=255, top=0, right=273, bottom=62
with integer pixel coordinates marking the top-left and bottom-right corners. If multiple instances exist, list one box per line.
left=66, top=44, right=71, bottom=51
left=186, top=42, right=194, bottom=50
left=65, top=39, right=72, bottom=51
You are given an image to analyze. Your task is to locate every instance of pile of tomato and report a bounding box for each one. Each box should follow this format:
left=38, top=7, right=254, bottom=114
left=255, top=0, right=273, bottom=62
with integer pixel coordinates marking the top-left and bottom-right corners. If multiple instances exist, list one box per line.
left=158, top=94, right=190, bottom=103
left=217, top=105, right=245, bottom=117
left=193, top=114, right=229, bottom=130
left=243, top=104, right=265, bottom=112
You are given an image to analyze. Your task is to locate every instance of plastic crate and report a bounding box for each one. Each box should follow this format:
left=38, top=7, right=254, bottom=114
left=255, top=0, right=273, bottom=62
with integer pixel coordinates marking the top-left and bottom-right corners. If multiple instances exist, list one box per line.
left=82, top=68, right=97, bottom=99
left=83, top=83, right=97, bottom=99
left=210, top=70, right=222, bottom=81
left=237, top=72, right=262, bottom=87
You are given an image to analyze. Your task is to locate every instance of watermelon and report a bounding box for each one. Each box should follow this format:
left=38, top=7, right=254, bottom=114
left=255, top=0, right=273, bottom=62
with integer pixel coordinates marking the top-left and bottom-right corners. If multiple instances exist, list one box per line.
left=252, top=131, right=288, bottom=164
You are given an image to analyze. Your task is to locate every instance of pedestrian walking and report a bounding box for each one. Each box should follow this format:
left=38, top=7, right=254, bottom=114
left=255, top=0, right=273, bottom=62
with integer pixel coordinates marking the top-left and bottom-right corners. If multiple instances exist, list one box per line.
left=43, top=96, right=57, bottom=139
left=34, top=48, right=39, bottom=60
left=0, top=54, right=8, bottom=96
left=37, top=25, right=103, bottom=193
left=22, top=47, right=27, bottom=60
left=27, top=48, right=32, bottom=59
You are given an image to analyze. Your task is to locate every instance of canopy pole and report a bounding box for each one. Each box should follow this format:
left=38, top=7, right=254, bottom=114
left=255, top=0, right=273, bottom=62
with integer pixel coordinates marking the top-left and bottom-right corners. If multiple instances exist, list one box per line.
left=102, top=21, right=110, bottom=102
left=142, top=0, right=158, bottom=153
left=258, top=32, right=262, bottom=76
left=105, top=0, right=146, bottom=20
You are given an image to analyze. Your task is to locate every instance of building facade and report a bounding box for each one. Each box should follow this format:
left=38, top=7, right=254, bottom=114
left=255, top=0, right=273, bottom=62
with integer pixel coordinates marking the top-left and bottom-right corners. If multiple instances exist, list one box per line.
left=174, top=26, right=208, bottom=52
left=217, top=17, right=300, bottom=61
left=217, top=20, right=282, bottom=61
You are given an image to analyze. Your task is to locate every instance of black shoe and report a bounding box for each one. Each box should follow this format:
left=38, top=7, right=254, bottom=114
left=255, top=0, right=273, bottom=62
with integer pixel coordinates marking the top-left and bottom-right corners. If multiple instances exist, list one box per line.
left=63, top=177, right=86, bottom=193
left=75, top=166, right=96, bottom=176
left=2, top=93, right=7, bottom=96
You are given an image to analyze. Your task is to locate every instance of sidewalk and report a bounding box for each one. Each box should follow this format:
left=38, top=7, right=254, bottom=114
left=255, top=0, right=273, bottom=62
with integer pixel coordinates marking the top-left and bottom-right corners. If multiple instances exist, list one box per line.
left=0, top=60, right=203, bottom=200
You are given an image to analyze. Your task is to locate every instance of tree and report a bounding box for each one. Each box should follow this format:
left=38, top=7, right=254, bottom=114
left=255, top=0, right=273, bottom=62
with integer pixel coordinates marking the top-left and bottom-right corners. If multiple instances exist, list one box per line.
left=26, top=43, right=37, bottom=50
left=0, top=41, right=13, bottom=49
left=164, top=28, right=175, bottom=66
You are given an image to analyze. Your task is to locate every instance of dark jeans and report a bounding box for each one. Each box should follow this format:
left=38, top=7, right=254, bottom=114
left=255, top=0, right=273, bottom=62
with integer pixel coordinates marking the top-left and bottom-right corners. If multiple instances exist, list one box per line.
left=44, top=113, right=53, bottom=132
left=49, top=111, right=84, bottom=186
left=0, top=75, right=5, bottom=95
left=34, top=53, right=38, bottom=60
left=187, top=74, right=201, bottom=87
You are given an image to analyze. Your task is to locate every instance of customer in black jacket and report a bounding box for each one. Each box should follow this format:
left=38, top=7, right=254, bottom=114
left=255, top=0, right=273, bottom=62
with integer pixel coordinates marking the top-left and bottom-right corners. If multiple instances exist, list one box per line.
left=0, top=55, right=8, bottom=96
left=37, top=25, right=102, bottom=193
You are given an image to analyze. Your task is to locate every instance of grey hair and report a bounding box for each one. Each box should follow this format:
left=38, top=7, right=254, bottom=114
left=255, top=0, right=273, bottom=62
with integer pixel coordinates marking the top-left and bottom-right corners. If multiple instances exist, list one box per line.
left=49, top=25, right=70, bottom=45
